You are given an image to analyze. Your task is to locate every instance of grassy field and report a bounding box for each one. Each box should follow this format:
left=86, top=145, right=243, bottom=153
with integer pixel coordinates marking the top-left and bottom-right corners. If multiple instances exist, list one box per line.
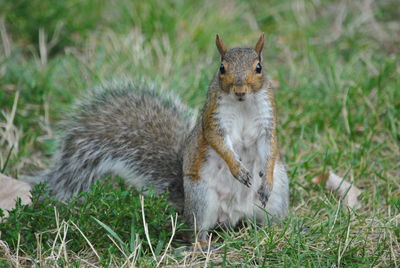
left=0, top=0, right=399, bottom=266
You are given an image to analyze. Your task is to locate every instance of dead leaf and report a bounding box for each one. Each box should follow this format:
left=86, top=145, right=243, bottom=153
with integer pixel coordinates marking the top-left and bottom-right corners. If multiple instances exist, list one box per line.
left=0, top=173, right=32, bottom=219
left=312, top=170, right=362, bottom=209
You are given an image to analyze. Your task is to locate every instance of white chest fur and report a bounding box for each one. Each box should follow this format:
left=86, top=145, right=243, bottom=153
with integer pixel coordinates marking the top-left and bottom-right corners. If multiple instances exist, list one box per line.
left=199, top=89, right=274, bottom=226
left=217, top=90, right=273, bottom=155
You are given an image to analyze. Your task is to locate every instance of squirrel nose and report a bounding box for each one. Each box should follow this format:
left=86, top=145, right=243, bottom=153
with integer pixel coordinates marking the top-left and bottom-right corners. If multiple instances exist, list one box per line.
left=235, top=92, right=246, bottom=97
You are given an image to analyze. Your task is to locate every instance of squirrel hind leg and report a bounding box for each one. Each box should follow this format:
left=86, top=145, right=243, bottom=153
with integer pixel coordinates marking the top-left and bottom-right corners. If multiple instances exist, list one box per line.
left=193, top=231, right=217, bottom=252
left=183, top=177, right=220, bottom=245
left=164, top=180, right=184, bottom=214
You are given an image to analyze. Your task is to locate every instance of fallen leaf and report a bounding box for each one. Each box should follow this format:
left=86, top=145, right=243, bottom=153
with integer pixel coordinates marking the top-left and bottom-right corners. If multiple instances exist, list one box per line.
left=0, top=173, right=32, bottom=219
left=312, top=170, right=362, bottom=209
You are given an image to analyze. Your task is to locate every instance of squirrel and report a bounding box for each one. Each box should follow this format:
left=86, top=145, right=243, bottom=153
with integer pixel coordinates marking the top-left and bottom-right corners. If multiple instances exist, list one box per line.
left=27, top=34, right=289, bottom=247
left=182, top=34, right=288, bottom=247
left=27, top=80, right=194, bottom=211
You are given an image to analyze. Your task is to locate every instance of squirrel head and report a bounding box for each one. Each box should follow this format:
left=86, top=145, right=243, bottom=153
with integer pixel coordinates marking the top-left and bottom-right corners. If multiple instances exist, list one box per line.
left=215, top=34, right=266, bottom=101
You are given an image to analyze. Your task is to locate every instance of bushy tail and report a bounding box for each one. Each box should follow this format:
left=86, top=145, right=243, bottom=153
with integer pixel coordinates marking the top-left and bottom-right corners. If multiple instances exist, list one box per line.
left=26, top=80, right=196, bottom=211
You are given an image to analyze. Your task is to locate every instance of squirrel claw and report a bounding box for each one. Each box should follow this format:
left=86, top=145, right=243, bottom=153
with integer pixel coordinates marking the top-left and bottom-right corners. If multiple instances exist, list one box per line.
left=235, top=167, right=252, bottom=187
left=257, top=184, right=271, bottom=207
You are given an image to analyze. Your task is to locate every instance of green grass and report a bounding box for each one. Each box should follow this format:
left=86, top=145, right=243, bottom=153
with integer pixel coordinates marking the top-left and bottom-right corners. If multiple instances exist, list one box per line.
left=0, top=181, right=185, bottom=267
left=0, top=0, right=399, bottom=266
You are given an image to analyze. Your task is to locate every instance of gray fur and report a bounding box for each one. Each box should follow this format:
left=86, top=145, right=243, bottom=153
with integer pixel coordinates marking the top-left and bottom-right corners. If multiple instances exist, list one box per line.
left=182, top=44, right=289, bottom=244
left=26, top=39, right=289, bottom=247
left=29, top=80, right=195, bottom=211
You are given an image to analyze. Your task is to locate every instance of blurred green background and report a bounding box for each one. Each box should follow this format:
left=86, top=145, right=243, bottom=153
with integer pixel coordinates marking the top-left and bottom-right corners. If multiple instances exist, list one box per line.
left=0, top=0, right=399, bottom=266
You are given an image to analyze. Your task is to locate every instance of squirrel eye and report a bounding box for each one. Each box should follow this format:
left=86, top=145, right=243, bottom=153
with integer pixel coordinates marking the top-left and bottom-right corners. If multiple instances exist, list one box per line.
left=219, top=64, right=226, bottom=74
left=255, top=63, right=262, bottom=74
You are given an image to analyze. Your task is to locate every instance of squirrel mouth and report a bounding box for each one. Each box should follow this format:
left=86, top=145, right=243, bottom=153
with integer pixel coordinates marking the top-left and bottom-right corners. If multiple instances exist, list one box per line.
left=237, top=97, right=245, bottom=102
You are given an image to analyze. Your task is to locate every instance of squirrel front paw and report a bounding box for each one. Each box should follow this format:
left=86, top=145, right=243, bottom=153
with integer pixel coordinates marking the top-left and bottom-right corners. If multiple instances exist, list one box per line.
left=233, top=166, right=252, bottom=187
left=257, top=183, right=271, bottom=207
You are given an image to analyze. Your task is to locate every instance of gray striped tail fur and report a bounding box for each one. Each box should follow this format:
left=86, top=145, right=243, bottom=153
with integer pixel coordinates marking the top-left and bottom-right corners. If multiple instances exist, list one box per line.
left=27, top=80, right=196, bottom=212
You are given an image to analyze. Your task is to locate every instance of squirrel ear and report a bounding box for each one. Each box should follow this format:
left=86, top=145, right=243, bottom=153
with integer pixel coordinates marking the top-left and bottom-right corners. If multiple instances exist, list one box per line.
left=255, top=33, right=265, bottom=56
left=216, top=34, right=227, bottom=57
